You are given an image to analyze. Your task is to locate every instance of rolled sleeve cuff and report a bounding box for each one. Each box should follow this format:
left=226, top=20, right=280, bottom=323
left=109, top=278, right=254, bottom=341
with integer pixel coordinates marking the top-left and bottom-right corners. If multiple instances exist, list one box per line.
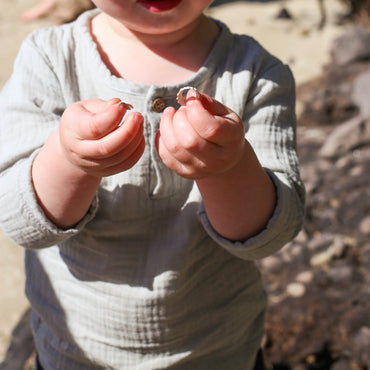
left=2, top=151, right=98, bottom=249
left=197, top=169, right=303, bottom=260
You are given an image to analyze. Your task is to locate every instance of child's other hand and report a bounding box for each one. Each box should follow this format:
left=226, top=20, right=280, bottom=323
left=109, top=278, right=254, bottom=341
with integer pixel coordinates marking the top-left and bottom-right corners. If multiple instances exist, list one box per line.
left=156, top=91, right=246, bottom=179
left=59, top=98, right=145, bottom=178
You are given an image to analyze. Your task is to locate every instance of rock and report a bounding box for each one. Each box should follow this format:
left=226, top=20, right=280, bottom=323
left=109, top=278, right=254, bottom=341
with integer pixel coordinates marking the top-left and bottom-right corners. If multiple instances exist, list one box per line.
left=359, top=216, right=370, bottom=235
left=295, top=270, right=314, bottom=284
left=326, top=263, right=353, bottom=283
left=310, top=250, right=334, bottom=266
left=330, top=26, right=370, bottom=66
left=341, top=306, right=370, bottom=335
left=293, top=229, right=309, bottom=244
left=286, top=282, right=306, bottom=297
left=319, top=115, right=370, bottom=158
left=288, top=243, right=304, bottom=259
left=352, top=326, right=370, bottom=366
left=331, top=359, right=353, bottom=370
left=307, top=233, right=335, bottom=252
left=260, top=255, right=283, bottom=274
left=19, top=0, right=95, bottom=25
left=352, top=68, right=370, bottom=118
left=275, top=7, right=293, bottom=20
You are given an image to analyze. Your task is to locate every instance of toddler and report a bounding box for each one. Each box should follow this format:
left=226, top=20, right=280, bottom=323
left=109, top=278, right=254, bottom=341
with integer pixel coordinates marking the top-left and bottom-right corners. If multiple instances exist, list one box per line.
left=0, top=0, right=305, bottom=369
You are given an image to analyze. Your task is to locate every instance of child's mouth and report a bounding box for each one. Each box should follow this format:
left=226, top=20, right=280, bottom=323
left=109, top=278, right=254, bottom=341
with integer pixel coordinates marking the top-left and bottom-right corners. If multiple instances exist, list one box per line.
left=139, top=0, right=182, bottom=13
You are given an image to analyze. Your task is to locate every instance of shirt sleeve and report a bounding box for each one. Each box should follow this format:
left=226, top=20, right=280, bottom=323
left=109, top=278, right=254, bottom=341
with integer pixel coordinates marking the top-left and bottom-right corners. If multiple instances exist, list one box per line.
left=0, top=34, right=98, bottom=249
left=198, top=61, right=305, bottom=260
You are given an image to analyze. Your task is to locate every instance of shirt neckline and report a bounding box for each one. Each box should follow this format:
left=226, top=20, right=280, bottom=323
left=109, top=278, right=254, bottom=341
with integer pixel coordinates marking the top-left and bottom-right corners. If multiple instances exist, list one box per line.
left=76, top=9, right=232, bottom=96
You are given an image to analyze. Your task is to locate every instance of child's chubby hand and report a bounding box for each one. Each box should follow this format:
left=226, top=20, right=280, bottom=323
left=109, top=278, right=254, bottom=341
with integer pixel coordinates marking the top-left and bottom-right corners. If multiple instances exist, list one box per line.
left=59, top=98, right=145, bottom=178
left=156, top=90, right=246, bottom=180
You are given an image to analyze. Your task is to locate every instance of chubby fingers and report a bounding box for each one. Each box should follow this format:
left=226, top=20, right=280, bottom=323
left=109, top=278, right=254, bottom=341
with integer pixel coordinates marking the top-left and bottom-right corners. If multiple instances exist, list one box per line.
left=158, top=89, right=242, bottom=154
left=61, top=98, right=144, bottom=158
left=156, top=90, right=246, bottom=178
left=159, top=105, right=213, bottom=156
left=63, top=98, right=132, bottom=140
left=78, top=111, right=144, bottom=159
left=80, top=122, right=146, bottom=177
left=157, top=106, right=220, bottom=178
left=59, top=98, right=145, bottom=175
left=178, top=90, right=244, bottom=146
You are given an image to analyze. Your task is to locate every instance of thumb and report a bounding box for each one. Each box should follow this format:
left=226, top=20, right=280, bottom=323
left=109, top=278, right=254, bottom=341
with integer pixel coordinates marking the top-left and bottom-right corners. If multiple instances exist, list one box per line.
left=197, top=94, right=232, bottom=117
left=181, top=89, right=233, bottom=117
left=71, top=99, right=132, bottom=140
left=183, top=90, right=243, bottom=145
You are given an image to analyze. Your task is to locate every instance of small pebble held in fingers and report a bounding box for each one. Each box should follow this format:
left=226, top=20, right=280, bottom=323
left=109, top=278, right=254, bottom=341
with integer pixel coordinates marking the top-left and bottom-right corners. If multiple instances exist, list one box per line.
left=106, top=98, right=133, bottom=111
left=176, top=86, right=200, bottom=106
left=108, top=99, right=133, bottom=127
left=119, top=101, right=134, bottom=111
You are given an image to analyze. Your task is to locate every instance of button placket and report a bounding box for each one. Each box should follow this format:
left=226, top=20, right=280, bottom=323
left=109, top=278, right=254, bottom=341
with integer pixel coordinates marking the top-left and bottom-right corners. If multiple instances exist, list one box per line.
left=146, top=92, right=179, bottom=198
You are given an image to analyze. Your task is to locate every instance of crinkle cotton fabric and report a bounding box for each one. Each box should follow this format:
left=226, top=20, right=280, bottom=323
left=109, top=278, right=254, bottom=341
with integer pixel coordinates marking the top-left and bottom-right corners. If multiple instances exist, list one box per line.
left=0, top=9, right=305, bottom=370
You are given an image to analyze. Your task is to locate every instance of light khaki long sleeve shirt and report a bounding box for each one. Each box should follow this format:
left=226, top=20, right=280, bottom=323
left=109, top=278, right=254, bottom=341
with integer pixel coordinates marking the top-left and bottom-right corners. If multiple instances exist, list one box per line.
left=0, top=10, right=304, bottom=370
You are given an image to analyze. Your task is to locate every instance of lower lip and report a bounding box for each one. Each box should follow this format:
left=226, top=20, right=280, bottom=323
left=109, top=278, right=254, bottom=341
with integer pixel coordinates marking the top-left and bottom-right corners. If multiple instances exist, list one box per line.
left=139, top=0, right=182, bottom=13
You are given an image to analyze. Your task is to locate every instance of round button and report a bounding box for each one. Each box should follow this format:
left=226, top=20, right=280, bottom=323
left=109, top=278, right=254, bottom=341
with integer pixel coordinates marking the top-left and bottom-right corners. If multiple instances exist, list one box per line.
left=152, top=98, right=166, bottom=113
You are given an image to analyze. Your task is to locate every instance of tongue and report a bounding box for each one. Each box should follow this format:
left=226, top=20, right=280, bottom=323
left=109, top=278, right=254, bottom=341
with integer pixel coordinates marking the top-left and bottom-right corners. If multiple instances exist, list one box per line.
left=141, top=0, right=181, bottom=12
